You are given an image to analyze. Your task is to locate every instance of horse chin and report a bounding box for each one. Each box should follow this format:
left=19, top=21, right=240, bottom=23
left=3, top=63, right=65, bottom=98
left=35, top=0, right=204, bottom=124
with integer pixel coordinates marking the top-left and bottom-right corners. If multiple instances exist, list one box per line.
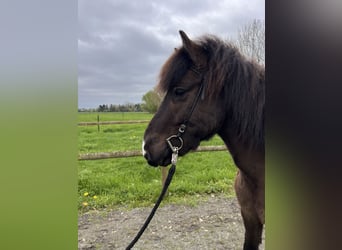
left=159, top=157, right=172, bottom=167
left=144, top=138, right=199, bottom=167
left=147, top=155, right=171, bottom=167
left=156, top=150, right=172, bottom=167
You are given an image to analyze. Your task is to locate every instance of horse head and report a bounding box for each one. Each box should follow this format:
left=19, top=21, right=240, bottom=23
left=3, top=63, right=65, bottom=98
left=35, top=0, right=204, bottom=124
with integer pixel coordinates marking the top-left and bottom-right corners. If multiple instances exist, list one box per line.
left=143, top=31, right=226, bottom=167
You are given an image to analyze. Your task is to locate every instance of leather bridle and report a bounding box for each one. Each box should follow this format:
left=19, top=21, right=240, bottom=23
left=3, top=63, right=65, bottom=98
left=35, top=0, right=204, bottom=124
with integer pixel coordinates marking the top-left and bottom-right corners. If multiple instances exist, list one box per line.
left=166, top=66, right=206, bottom=160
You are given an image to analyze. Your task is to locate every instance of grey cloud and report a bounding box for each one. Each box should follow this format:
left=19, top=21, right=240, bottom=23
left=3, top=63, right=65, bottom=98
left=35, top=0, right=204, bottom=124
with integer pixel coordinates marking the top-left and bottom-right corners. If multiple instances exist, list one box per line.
left=78, top=0, right=264, bottom=108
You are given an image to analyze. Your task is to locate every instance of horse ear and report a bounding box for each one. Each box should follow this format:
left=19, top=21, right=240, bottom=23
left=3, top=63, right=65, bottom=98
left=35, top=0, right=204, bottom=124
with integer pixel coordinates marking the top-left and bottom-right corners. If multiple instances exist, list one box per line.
left=179, top=30, right=206, bottom=68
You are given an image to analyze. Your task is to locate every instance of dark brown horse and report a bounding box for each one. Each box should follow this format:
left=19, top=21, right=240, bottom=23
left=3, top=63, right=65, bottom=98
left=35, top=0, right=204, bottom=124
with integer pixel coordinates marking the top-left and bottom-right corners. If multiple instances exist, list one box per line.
left=143, top=31, right=264, bottom=250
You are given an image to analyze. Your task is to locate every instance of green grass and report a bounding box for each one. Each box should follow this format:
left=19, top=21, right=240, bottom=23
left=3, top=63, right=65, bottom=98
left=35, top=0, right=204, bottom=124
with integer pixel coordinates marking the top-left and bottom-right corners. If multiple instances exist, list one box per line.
left=78, top=152, right=237, bottom=212
left=78, top=112, right=237, bottom=212
left=78, top=123, right=225, bottom=154
left=78, top=123, right=148, bottom=153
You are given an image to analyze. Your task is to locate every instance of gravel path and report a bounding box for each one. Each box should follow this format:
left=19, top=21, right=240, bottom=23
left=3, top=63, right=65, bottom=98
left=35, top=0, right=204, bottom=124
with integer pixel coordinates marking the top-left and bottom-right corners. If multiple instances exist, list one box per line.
left=78, top=195, right=265, bottom=249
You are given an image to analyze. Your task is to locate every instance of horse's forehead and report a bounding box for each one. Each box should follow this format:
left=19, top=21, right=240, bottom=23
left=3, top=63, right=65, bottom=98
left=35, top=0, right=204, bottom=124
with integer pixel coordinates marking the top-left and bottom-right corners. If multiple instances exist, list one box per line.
left=163, top=69, right=198, bottom=91
left=158, top=64, right=191, bottom=92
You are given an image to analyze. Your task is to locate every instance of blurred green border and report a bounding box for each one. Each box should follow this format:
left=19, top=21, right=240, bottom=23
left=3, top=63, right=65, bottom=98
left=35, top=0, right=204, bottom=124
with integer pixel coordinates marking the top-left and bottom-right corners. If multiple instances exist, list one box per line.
left=0, top=1, right=77, bottom=249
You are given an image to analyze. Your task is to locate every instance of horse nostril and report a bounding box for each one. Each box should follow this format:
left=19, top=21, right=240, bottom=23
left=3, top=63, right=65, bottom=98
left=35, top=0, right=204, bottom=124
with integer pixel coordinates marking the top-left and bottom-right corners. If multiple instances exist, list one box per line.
left=142, top=148, right=159, bottom=167
left=142, top=137, right=161, bottom=167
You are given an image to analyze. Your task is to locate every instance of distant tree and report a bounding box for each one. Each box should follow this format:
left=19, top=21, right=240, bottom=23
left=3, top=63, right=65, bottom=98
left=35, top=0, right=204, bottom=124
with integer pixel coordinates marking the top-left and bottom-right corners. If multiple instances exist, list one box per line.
left=134, top=103, right=142, bottom=112
left=235, top=19, right=265, bottom=64
left=141, top=88, right=163, bottom=113
left=118, top=104, right=126, bottom=112
left=125, top=102, right=136, bottom=112
left=109, top=104, right=116, bottom=112
left=97, top=104, right=108, bottom=112
left=94, top=103, right=143, bottom=112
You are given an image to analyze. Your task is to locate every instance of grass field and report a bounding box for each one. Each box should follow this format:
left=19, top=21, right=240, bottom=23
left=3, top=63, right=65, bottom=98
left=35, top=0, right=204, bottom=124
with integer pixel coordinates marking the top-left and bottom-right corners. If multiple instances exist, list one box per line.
left=78, top=112, right=237, bottom=212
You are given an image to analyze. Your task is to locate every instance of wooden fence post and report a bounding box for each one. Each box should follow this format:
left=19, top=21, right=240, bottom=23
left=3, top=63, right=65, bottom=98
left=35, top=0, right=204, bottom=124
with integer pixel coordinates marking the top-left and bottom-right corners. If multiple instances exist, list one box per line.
left=161, top=167, right=169, bottom=196
left=97, top=115, right=100, bottom=132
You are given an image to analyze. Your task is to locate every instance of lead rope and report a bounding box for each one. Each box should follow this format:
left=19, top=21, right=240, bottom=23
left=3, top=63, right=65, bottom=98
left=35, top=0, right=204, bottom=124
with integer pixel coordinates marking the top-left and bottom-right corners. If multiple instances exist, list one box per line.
left=126, top=138, right=181, bottom=250
left=126, top=68, right=204, bottom=249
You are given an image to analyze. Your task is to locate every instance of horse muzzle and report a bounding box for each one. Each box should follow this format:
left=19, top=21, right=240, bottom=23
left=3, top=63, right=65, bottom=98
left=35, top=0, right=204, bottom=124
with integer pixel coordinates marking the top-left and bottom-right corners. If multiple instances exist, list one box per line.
left=142, top=139, right=172, bottom=167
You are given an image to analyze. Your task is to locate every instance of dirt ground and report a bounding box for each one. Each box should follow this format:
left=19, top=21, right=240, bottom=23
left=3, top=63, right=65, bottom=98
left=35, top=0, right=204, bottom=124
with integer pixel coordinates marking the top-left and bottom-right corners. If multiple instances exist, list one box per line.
left=78, top=195, right=265, bottom=250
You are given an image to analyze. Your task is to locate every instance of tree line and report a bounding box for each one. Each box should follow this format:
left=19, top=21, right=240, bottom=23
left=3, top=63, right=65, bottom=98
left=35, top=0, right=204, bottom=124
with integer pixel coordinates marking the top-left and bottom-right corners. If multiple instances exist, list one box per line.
left=79, top=103, right=143, bottom=112
left=78, top=89, right=162, bottom=113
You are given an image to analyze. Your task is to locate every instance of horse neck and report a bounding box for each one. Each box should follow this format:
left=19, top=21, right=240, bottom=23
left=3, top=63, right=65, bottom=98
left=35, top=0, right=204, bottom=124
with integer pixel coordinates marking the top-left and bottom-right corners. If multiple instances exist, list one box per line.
left=217, top=121, right=265, bottom=181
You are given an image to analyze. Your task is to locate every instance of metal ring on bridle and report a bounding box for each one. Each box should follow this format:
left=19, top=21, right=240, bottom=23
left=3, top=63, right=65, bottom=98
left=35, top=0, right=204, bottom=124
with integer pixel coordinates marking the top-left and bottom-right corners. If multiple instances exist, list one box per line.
left=178, top=124, right=186, bottom=134
left=166, top=135, right=183, bottom=152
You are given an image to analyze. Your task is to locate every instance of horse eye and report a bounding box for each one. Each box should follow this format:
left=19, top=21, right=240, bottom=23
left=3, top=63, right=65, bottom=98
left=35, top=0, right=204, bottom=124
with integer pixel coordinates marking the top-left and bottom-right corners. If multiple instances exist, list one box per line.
left=173, top=87, right=186, bottom=96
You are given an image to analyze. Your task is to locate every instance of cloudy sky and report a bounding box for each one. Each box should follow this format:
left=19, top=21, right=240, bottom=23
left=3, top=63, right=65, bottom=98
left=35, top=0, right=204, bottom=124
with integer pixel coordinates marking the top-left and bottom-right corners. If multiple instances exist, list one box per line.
left=78, top=0, right=264, bottom=108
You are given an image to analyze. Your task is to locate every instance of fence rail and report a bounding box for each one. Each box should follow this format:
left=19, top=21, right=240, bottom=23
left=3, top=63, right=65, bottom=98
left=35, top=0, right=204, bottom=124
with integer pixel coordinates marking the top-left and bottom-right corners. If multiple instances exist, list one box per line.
left=78, top=145, right=227, bottom=161
left=78, top=120, right=150, bottom=126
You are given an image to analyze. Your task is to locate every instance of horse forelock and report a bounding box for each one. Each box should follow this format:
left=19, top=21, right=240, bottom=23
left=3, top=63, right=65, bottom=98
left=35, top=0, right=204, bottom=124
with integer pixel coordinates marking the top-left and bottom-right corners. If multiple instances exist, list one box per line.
left=157, top=48, right=191, bottom=94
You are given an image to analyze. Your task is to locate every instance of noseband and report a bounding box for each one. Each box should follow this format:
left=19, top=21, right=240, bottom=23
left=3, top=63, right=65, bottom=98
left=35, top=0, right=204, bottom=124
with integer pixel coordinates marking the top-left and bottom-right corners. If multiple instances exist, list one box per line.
left=126, top=66, right=205, bottom=249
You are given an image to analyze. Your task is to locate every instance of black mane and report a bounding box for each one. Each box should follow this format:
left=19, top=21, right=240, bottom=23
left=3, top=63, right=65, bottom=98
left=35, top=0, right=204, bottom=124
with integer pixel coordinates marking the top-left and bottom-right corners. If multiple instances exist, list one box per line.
left=158, top=35, right=265, bottom=148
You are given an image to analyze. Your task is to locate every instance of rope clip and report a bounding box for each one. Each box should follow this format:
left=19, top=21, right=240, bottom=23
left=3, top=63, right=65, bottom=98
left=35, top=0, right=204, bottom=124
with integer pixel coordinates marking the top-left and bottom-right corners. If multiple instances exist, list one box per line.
left=166, top=135, right=183, bottom=165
